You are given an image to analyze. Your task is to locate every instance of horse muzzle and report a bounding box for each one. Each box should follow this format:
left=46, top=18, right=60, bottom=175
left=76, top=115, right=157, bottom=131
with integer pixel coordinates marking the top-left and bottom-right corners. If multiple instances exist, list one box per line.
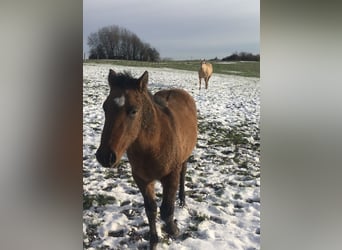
left=95, top=148, right=117, bottom=168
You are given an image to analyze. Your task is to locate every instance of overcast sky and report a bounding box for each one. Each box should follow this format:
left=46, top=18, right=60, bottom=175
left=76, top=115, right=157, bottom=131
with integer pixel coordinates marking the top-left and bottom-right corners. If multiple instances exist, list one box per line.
left=83, top=0, right=259, bottom=60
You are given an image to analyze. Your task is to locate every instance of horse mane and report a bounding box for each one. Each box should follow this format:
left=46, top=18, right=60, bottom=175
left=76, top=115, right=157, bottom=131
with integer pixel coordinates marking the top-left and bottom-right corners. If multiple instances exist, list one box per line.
left=112, top=72, right=167, bottom=107
left=110, top=71, right=170, bottom=115
left=109, top=71, right=140, bottom=89
left=150, top=92, right=166, bottom=108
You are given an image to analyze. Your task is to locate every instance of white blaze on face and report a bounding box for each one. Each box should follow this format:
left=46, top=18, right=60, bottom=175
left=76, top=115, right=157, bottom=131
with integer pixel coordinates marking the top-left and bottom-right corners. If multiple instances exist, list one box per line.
left=113, top=95, right=125, bottom=107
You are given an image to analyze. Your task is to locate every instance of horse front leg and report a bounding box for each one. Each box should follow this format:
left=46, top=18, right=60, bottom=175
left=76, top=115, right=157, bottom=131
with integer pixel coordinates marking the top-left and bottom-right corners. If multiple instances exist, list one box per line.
left=199, top=78, right=202, bottom=90
left=133, top=175, right=158, bottom=249
left=160, top=171, right=180, bottom=237
left=144, top=195, right=158, bottom=250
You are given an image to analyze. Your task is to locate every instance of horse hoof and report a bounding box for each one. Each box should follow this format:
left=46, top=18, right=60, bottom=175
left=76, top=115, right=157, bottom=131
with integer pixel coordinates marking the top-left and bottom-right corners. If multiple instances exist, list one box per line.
left=179, top=200, right=186, bottom=208
left=150, top=233, right=159, bottom=243
left=149, top=234, right=158, bottom=250
left=165, top=220, right=180, bottom=237
left=150, top=242, right=157, bottom=250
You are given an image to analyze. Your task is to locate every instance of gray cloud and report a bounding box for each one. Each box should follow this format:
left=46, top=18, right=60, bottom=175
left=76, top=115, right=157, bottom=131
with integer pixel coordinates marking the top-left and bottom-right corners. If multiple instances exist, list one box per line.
left=83, top=0, right=259, bottom=59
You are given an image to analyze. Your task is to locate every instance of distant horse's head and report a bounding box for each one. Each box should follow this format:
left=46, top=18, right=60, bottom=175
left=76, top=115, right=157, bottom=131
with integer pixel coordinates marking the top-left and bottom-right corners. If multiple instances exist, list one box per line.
left=95, top=69, right=148, bottom=167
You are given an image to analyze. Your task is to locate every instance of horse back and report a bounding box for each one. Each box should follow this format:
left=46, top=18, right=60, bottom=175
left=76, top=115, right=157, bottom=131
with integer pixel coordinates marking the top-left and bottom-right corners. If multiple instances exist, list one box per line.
left=154, top=89, right=197, bottom=160
left=154, top=89, right=196, bottom=115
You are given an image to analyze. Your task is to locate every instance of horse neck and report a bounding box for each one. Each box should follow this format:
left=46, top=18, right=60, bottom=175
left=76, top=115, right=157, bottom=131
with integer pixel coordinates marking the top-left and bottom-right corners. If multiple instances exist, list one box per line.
left=138, top=93, right=162, bottom=143
left=130, top=93, right=174, bottom=156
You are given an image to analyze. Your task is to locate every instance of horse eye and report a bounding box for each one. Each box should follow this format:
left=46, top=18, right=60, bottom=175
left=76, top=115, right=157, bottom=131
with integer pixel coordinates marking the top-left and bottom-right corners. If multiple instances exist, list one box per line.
left=127, top=107, right=138, bottom=117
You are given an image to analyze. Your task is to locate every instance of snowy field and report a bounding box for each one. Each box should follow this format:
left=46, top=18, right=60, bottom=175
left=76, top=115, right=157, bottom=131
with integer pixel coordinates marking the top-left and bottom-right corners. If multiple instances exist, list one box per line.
left=83, top=64, right=260, bottom=250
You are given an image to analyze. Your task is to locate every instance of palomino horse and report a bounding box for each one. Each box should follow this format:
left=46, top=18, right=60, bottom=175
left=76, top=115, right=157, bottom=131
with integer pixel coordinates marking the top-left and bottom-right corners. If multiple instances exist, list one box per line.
left=198, top=59, right=213, bottom=90
left=95, top=69, right=197, bottom=249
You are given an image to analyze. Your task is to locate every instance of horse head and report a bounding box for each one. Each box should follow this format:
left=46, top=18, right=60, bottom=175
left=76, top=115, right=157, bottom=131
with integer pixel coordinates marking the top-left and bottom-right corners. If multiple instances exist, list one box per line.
left=95, top=69, right=148, bottom=167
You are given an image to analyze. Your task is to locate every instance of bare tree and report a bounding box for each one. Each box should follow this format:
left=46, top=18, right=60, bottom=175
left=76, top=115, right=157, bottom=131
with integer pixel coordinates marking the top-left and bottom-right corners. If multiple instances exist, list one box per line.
left=87, top=25, right=160, bottom=61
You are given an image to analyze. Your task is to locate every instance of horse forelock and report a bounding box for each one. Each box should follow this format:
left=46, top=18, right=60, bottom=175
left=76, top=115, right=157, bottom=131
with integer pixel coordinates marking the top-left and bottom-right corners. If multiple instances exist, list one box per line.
left=109, top=71, right=140, bottom=90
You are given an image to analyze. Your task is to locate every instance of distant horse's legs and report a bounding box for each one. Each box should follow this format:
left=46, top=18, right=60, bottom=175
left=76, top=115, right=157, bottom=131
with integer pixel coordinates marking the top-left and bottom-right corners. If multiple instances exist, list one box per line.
left=160, top=171, right=180, bottom=236
left=133, top=175, right=158, bottom=249
left=205, top=77, right=209, bottom=89
left=179, top=162, right=187, bottom=207
left=199, top=78, right=202, bottom=90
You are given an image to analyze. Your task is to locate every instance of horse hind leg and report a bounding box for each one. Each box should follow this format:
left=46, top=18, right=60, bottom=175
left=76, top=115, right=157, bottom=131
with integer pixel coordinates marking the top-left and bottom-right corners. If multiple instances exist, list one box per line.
left=160, top=171, right=180, bottom=237
left=179, top=161, right=187, bottom=207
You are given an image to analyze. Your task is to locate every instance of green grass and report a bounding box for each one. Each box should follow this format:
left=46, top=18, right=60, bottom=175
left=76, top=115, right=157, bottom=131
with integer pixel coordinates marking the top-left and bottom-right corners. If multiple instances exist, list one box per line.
left=83, top=194, right=116, bottom=209
left=84, top=59, right=260, bottom=78
left=198, top=120, right=250, bottom=147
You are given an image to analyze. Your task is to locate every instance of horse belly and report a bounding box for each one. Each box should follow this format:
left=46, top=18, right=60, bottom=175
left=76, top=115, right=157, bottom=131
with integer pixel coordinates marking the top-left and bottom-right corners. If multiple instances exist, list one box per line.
left=166, top=92, right=197, bottom=162
left=128, top=153, right=174, bottom=182
left=179, top=125, right=197, bottom=162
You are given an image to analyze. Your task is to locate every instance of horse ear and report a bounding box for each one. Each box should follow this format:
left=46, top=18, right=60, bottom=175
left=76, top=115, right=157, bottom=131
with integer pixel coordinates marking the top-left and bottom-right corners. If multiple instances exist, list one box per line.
left=108, top=69, right=116, bottom=87
left=138, top=71, right=148, bottom=91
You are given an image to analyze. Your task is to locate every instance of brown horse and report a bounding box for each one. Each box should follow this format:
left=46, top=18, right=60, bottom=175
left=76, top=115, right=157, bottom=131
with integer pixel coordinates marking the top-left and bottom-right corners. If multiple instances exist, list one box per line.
left=95, top=69, right=197, bottom=249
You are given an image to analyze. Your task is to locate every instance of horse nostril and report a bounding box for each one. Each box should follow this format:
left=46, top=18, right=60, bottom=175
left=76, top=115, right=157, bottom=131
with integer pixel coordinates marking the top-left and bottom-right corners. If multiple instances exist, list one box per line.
left=95, top=148, right=116, bottom=167
left=109, top=152, right=116, bottom=166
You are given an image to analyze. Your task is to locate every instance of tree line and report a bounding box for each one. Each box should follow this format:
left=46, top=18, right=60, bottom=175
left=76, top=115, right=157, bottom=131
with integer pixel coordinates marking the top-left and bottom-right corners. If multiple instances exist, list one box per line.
left=87, top=25, right=160, bottom=61
left=222, top=52, right=260, bottom=61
